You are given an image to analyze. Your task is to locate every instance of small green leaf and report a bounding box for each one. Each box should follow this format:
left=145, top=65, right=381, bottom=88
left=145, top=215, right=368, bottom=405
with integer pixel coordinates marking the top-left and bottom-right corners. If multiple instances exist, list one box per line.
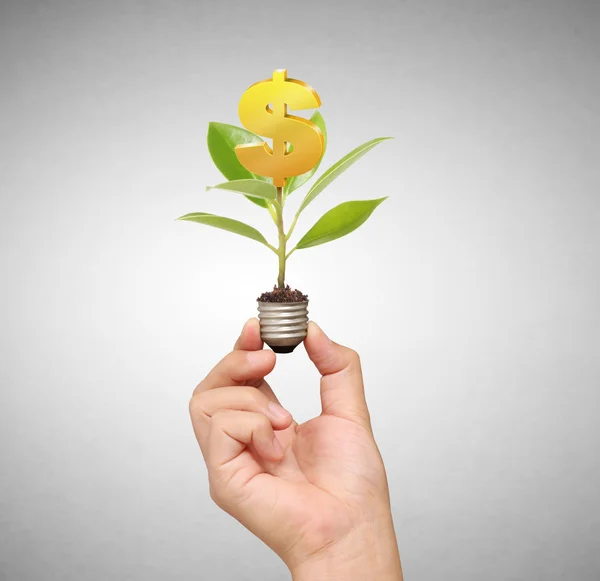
left=297, top=137, right=392, bottom=214
left=207, top=122, right=269, bottom=208
left=207, top=122, right=267, bottom=181
left=284, top=111, right=327, bottom=195
left=295, top=198, right=388, bottom=249
left=207, top=179, right=277, bottom=201
left=177, top=212, right=271, bottom=247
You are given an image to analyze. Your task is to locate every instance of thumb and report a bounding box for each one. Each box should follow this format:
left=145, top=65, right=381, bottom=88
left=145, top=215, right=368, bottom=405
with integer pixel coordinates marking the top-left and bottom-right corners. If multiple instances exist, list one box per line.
left=304, top=321, right=371, bottom=429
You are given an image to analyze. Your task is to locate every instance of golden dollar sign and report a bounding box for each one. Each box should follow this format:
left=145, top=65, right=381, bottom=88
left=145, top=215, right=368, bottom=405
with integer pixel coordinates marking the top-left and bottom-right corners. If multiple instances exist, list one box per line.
left=235, top=69, right=324, bottom=188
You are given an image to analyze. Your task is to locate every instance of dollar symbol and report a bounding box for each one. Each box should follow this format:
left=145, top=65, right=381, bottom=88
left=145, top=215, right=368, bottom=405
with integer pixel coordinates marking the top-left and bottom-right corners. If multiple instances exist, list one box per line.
left=235, top=69, right=324, bottom=188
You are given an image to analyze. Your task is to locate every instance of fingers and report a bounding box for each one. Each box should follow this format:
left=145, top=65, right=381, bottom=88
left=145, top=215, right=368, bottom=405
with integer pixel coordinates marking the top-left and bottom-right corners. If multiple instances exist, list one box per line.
left=194, top=346, right=276, bottom=395
left=208, top=410, right=284, bottom=466
left=233, top=318, right=263, bottom=351
left=190, top=385, right=293, bottom=448
left=195, top=318, right=281, bottom=404
left=231, top=319, right=282, bottom=400
left=304, top=321, right=371, bottom=429
left=190, top=318, right=291, bottom=468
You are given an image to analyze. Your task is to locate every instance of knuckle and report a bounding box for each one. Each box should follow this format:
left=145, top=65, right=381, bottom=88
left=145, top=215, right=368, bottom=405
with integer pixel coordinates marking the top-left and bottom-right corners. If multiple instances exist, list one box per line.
left=188, top=394, right=207, bottom=419
left=188, top=395, right=200, bottom=417
left=208, top=481, right=225, bottom=507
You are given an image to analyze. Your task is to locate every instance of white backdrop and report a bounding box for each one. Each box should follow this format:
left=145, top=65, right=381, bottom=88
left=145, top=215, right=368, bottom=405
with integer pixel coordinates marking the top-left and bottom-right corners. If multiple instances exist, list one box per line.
left=1, top=0, right=599, bottom=579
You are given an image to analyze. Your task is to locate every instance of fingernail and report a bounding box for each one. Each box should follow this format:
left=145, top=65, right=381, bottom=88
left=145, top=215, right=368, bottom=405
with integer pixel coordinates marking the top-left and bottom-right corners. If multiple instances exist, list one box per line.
left=272, top=435, right=283, bottom=457
left=268, top=401, right=290, bottom=419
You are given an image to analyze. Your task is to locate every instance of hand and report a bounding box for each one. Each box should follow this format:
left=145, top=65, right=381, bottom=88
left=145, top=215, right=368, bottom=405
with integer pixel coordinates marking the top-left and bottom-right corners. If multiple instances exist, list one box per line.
left=189, top=319, right=403, bottom=581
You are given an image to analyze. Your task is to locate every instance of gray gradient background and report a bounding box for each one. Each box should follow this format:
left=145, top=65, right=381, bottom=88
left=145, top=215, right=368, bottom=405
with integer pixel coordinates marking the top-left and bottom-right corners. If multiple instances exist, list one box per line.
left=1, top=0, right=599, bottom=579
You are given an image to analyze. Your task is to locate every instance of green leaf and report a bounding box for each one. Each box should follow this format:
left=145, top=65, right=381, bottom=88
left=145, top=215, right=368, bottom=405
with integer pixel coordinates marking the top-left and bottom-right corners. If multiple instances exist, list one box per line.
left=284, top=111, right=327, bottom=195
left=295, top=198, right=388, bottom=249
left=297, top=137, right=392, bottom=215
left=207, top=122, right=269, bottom=208
left=207, top=122, right=268, bottom=181
left=207, top=179, right=277, bottom=201
left=177, top=212, right=272, bottom=248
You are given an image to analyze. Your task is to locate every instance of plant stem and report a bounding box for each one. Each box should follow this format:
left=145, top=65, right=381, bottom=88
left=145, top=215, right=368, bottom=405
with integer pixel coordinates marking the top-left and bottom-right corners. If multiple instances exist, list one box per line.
left=276, top=186, right=286, bottom=288
left=286, top=209, right=300, bottom=241
left=267, top=202, right=278, bottom=225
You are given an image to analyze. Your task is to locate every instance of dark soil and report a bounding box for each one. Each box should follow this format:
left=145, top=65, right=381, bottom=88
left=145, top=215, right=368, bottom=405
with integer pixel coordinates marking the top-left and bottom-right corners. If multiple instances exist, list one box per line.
left=257, top=285, right=308, bottom=303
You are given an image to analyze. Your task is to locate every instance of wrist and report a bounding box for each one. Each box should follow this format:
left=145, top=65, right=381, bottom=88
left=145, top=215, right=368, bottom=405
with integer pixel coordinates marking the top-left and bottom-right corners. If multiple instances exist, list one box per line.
left=290, top=515, right=403, bottom=581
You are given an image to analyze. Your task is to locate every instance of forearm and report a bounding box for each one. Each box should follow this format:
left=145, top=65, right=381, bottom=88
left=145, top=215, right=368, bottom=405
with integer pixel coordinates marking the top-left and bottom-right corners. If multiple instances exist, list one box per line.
left=290, top=516, right=403, bottom=581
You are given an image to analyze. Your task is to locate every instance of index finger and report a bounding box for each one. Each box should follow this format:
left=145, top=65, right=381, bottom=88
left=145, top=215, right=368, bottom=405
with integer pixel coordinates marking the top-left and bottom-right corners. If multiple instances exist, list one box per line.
left=233, top=318, right=263, bottom=351
left=193, top=348, right=276, bottom=396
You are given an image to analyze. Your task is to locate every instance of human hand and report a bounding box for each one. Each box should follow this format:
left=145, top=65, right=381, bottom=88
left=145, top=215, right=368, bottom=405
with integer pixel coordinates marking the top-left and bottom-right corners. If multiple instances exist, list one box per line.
left=189, top=319, right=403, bottom=581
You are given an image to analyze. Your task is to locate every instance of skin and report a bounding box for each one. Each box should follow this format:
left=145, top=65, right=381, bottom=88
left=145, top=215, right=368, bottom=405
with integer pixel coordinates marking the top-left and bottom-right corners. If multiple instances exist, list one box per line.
left=189, top=319, right=404, bottom=581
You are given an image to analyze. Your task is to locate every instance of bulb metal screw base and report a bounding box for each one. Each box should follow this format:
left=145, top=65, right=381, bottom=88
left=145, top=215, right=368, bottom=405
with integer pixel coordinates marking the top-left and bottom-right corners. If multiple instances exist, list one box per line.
left=257, top=301, right=309, bottom=354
